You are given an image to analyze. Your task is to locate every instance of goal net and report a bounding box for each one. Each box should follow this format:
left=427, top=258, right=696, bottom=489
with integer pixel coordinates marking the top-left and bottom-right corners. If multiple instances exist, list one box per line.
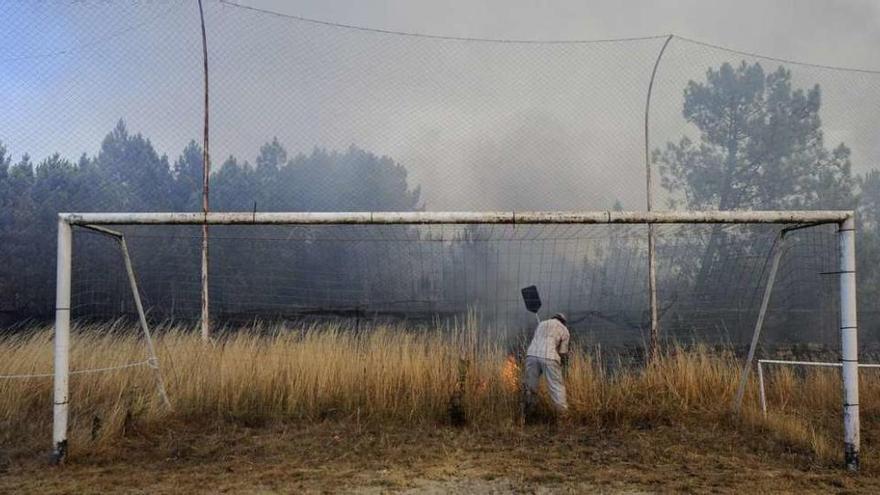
left=70, top=216, right=839, bottom=349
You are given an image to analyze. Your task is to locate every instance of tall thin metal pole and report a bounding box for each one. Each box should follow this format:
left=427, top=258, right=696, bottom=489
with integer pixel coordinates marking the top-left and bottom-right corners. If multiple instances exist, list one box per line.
left=198, top=0, right=211, bottom=341
left=644, top=34, right=673, bottom=359
left=838, top=215, right=860, bottom=471
left=51, top=218, right=72, bottom=464
left=757, top=361, right=767, bottom=417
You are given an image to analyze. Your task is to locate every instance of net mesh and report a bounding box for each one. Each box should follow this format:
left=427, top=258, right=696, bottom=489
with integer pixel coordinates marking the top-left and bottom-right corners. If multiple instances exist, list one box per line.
left=71, top=223, right=839, bottom=349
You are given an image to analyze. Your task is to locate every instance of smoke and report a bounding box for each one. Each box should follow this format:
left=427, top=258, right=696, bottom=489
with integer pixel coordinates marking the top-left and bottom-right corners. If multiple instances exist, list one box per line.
left=404, top=109, right=632, bottom=210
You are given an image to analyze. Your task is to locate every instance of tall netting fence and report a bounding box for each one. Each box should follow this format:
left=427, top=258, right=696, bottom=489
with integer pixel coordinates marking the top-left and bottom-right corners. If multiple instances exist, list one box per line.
left=1, top=1, right=878, bottom=353
left=70, top=222, right=840, bottom=351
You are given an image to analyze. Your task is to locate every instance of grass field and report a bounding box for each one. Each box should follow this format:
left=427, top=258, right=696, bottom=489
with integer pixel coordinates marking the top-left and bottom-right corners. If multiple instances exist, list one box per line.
left=2, top=322, right=880, bottom=493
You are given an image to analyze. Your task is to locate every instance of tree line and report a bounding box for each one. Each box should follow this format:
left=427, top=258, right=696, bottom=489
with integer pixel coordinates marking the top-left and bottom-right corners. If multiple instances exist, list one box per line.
left=0, top=120, right=420, bottom=323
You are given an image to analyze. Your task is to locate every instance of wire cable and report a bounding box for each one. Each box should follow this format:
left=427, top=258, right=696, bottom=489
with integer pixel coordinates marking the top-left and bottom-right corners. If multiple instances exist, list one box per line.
left=217, top=1, right=880, bottom=74
left=217, top=0, right=669, bottom=45
left=673, top=35, right=880, bottom=75
left=0, top=359, right=152, bottom=380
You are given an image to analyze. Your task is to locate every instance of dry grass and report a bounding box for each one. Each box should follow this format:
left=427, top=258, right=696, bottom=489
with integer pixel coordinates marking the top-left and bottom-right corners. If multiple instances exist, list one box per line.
left=2, top=320, right=879, bottom=476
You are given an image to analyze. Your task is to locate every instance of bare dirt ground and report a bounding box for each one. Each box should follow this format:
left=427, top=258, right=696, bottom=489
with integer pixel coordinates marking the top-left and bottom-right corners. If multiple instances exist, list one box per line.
left=3, top=419, right=879, bottom=494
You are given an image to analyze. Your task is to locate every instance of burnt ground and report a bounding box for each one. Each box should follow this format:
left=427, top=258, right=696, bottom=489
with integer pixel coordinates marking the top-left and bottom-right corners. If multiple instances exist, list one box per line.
left=3, top=419, right=879, bottom=494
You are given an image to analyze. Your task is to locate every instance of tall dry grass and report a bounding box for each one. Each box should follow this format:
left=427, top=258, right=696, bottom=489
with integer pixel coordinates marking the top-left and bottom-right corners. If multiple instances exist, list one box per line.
left=1, top=321, right=878, bottom=465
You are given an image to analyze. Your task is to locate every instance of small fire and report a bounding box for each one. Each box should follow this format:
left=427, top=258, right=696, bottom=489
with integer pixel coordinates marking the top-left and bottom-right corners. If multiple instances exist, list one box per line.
left=500, top=354, right=520, bottom=392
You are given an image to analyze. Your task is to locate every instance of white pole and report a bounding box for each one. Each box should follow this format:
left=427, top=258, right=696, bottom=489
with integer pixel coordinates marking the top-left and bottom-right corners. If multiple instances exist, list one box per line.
left=839, top=216, right=860, bottom=471
left=197, top=0, right=211, bottom=343
left=52, top=218, right=72, bottom=464
left=647, top=225, right=659, bottom=359
left=759, top=359, right=843, bottom=368
left=60, top=210, right=853, bottom=227
left=757, top=361, right=766, bottom=417
left=644, top=34, right=673, bottom=361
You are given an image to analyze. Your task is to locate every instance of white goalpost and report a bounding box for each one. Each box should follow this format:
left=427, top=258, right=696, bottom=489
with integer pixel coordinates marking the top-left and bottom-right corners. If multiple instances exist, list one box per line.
left=51, top=210, right=860, bottom=470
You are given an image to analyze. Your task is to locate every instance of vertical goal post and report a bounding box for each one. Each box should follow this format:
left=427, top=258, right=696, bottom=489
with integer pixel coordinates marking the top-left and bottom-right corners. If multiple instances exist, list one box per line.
left=52, top=209, right=859, bottom=469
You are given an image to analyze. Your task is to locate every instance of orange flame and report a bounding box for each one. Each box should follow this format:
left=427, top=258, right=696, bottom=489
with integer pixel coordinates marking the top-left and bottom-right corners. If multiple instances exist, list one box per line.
left=501, top=354, right=520, bottom=392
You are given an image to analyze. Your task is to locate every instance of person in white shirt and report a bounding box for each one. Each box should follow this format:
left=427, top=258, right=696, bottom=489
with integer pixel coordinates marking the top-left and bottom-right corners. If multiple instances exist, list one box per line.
left=524, top=313, right=570, bottom=413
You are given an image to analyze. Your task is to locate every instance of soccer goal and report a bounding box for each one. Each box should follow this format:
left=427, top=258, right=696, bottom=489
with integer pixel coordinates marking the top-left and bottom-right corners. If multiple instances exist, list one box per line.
left=51, top=210, right=860, bottom=469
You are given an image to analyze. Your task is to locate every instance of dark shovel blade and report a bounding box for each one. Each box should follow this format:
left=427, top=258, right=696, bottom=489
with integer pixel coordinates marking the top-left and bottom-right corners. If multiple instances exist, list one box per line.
left=521, top=285, right=542, bottom=314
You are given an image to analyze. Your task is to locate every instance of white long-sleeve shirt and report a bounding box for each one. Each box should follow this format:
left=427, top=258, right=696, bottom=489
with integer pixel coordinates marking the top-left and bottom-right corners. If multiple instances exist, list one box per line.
left=526, top=318, right=570, bottom=362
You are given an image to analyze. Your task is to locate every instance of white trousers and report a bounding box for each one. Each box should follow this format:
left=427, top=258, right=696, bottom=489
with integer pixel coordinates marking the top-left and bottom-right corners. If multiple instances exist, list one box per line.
left=524, top=355, right=568, bottom=411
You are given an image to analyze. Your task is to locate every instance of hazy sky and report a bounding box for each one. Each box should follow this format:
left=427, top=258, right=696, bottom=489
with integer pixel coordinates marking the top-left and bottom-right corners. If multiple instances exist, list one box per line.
left=245, top=0, right=880, bottom=69
left=2, top=1, right=878, bottom=210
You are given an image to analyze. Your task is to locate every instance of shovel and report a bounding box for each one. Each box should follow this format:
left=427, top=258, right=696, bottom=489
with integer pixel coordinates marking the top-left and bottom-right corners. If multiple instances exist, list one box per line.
left=520, top=285, right=542, bottom=324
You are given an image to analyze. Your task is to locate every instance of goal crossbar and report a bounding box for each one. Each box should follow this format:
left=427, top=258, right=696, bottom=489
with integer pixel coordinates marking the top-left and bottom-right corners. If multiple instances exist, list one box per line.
left=51, top=210, right=860, bottom=471
left=61, top=210, right=852, bottom=226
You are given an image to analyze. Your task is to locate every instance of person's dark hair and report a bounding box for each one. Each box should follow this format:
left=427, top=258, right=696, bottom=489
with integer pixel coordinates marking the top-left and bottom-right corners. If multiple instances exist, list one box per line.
left=552, top=312, right=567, bottom=325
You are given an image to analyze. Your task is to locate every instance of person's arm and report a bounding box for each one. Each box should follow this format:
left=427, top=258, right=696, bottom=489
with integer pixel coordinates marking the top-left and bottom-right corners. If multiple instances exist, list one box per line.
left=558, top=325, right=571, bottom=368
left=558, top=325, right=570, bottom=355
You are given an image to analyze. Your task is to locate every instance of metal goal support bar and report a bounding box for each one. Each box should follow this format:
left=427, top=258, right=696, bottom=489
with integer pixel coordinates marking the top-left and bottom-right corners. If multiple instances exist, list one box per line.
left=757, top=359, right=880, bottom=419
